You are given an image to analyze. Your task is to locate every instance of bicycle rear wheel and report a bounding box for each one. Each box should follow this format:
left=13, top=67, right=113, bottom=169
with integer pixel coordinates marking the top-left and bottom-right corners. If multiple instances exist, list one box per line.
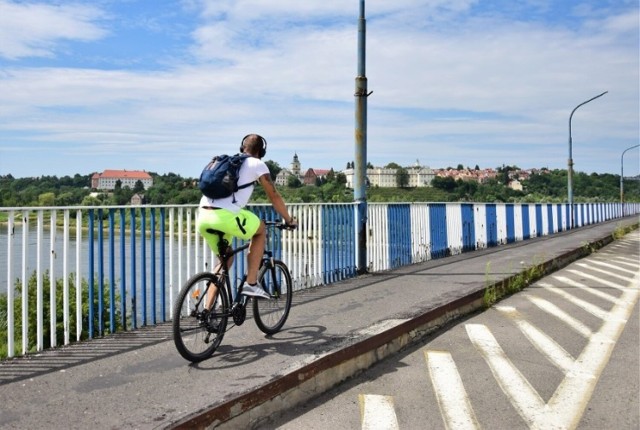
left=253, top=260, right=293, bottom=335
left=173, top=272, right=229, bottom=362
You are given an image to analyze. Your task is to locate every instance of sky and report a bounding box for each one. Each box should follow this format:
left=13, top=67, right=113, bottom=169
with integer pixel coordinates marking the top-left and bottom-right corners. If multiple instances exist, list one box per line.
left=0, top=0, right=638, bottom=180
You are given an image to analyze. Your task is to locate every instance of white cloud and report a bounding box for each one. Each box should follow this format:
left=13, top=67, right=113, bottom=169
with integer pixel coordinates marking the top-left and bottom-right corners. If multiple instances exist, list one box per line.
left=0, top=0, right=107, bottom=60
left=0, top=1, right=638, bottom=177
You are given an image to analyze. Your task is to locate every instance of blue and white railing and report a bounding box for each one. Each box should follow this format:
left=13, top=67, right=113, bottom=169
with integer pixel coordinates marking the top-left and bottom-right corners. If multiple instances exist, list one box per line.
left=1, top=201, right=638, bottom=358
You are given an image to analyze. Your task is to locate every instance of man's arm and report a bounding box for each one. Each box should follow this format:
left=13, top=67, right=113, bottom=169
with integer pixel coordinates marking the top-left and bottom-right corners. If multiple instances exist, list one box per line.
left=258, top=173, right=296, bottom=225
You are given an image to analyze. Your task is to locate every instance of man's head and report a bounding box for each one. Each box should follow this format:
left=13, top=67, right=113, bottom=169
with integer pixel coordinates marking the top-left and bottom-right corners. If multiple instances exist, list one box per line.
left=240, top=134, right=267, bottom=158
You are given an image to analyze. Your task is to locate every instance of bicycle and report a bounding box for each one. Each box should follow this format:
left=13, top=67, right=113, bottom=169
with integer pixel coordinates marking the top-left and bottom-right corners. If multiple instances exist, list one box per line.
left=172, top=220, right=295, bottom=362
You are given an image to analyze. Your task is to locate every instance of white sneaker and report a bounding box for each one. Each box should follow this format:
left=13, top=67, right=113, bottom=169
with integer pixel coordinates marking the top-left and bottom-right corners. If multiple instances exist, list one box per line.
left=241, top=283, right=271, bottom=299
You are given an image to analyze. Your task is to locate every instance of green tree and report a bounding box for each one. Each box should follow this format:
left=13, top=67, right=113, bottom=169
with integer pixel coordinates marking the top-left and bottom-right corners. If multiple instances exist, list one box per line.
left=38, top=192, right=56, bottom=206
left=265, top=160, right=282, bottom=180
left=432, top=176, right=456, bottom=192
left=397, top=167, right=410, bottom=188
left=133, top=180, right=145, bottom=194
left=287, top=175, right=302, bottom=188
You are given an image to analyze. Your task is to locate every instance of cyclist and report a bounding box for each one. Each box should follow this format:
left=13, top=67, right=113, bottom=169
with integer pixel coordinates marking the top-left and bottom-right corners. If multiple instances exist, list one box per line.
left=197, top=134, right=297, bottom=301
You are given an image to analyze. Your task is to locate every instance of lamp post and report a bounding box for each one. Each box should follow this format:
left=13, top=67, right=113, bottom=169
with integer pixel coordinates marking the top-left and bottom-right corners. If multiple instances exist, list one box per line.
left=568, top=91, right=607, bottom=228
left=620, top=144, right=640, bottom=216
left=354, top=0, right=371, bottom=274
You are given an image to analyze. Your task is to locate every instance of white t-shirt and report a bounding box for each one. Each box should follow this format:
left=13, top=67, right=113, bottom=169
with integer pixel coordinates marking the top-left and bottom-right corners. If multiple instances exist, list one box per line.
left=200, top=156, right=270, bottom=213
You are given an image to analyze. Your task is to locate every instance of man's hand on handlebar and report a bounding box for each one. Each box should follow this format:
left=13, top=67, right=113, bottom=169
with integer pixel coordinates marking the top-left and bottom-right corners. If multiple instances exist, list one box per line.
left=285, top=216, right=298, bottom=230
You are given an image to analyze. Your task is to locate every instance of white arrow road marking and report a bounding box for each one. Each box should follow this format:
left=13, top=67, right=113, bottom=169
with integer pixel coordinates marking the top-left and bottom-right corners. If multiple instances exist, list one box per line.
left=538, top=282, right=611, bottom=320
left=496, top=306, right=575, bottom=373
left=425, top=350, right=481, bottom=430
left=466, top=324, right=546, bottom=426
left=539, top=269, right=640, bottom=429
left=524, top=295, right=593, bottom=338
left=359, top=394, right=400, bottom=430
left=469, top=269, right=640, bottom=430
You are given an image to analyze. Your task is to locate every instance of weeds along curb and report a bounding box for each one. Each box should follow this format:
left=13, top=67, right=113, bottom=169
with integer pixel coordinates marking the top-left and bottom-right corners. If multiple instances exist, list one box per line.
left=483, top=222, right=639, bottom=308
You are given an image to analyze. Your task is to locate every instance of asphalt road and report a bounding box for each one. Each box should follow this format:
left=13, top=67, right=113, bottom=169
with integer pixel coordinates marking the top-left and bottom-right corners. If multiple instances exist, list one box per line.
left=269, top=230, right=640, bottom=430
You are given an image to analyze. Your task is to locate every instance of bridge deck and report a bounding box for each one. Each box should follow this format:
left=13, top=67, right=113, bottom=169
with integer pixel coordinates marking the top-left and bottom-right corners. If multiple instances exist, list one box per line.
left=0, top=217, right=636, bottom=429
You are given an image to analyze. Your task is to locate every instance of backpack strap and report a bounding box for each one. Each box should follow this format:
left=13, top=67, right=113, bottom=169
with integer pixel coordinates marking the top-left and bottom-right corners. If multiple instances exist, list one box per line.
left=230, top=154, right=255, bottom=203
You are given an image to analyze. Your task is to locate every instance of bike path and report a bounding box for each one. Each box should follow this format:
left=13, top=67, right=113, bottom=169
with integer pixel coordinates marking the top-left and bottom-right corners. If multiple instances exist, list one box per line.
left=0, top=217, right=637, bottom=429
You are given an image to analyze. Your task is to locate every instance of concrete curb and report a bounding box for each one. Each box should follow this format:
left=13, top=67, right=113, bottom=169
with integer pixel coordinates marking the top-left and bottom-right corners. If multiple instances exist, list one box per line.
left=170, top=222, right=638, bottom=429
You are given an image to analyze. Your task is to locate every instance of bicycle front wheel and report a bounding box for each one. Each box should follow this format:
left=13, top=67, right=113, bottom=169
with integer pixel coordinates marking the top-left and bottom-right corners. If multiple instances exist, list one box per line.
left=173, top=272, right=229, bottom=362
left=253, top=260, right=293, bottom=335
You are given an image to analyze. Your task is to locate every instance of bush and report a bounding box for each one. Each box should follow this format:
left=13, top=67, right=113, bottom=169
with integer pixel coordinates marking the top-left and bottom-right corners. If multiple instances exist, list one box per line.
left=1, top=271, right=122, bottom=359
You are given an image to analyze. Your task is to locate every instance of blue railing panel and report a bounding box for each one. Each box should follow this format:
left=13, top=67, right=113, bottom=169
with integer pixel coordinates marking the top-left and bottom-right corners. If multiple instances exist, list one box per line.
left=429, top=204, right=448, bottom=259
left=130, top=209, right=137, bottom=329
left=461, top=204, right=476, bottom=252
left=522, top=204, right=531, bottom=240
left=160, top=208, right=166, bottom=322
left=535, top=204, right=543, bottom=237
left=88, top=209, right=95, bottom=339
left=388, top=204, right=412, bottom=268
left=322, top=204, right=356, bottom=283
left=486, top=204, right=498, bottom=247
left=119, top=209, right=126, bottom=330
left=108, top=209, right=116, bottom=334
left=506, top=204, right=516, bottom=243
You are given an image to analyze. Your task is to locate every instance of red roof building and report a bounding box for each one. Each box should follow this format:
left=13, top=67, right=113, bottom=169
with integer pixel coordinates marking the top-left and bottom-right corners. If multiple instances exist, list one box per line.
left=91, top=170, right=153, bottom=190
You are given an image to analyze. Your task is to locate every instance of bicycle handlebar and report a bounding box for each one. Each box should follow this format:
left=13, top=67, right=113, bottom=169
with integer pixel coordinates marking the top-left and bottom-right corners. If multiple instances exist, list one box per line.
left=264, top=220, right=297, bottom=231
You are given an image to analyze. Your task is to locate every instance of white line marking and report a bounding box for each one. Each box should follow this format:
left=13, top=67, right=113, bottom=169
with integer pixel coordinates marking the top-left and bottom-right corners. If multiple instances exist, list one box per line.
left=538, top=269, right=640, bottom=429
left=473, top=270, right=640, bottom=429
left=359, top=394, right=400, bottom=430
left=609, top=255, right=639, bottom=265
left=496, top=306, right=575, bottom=373
left=538, top=282, right=610, bottom=320
left=466, top=324, right=545, bottom=426
left=610, top=259, right=640, bottom=269
left=566, top=269, right=633, bottom=290
left=588, top=260, right=637, bottom=275
left=524, top=295, right=593, bottom=338
left=575, top=263, right=633, bottom=283
left=425, top=350, right=480, bottom=430
left=552, top=275, right=621, bottom=303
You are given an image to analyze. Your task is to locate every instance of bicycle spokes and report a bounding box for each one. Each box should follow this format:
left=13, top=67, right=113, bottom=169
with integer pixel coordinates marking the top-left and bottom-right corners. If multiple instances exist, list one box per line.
left=173, top=273, right=229, bottom=362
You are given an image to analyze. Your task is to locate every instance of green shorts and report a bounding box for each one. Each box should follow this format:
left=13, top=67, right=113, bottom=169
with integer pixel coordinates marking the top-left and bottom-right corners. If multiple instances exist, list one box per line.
left=197, top=208, right=261, bottom=254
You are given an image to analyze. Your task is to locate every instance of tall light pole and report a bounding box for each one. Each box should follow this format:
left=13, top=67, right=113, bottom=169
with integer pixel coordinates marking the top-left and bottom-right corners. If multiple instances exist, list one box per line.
left=568, top=91, right=607, bottom=228
left=354, top=0, right=371, bottom=274
left=620, top=144, right=640, bottom=216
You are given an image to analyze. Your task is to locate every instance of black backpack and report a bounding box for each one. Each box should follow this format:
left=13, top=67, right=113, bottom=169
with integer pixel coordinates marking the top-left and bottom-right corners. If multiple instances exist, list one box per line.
left=198, top=153, right=251, bottom=202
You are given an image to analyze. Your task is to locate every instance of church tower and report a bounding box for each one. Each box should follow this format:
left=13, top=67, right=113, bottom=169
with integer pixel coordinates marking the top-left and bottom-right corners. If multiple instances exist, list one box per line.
left=291, top=153, right=301, bottom=176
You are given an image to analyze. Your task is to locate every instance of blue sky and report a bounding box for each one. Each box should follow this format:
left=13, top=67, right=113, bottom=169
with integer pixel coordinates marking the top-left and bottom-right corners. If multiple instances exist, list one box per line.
left=0, top=0, right=638, bottom=179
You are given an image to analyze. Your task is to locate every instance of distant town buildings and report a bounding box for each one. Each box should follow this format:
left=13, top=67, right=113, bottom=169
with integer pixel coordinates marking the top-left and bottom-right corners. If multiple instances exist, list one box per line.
left=275, top=153, right=332, bottom=186
left=89, top=158, right=547, bottom=194
left=342, top=160, right=435, bottom=188
left=275, top=153, right=545, bottom=190
left=91, top=169, right=153, bottom=191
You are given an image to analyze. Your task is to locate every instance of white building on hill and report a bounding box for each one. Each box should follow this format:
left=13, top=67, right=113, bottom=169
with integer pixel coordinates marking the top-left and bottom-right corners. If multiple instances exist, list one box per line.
left=91, top=170, right=153, bottom=191
left=342, top=161, right=435, bottom=188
